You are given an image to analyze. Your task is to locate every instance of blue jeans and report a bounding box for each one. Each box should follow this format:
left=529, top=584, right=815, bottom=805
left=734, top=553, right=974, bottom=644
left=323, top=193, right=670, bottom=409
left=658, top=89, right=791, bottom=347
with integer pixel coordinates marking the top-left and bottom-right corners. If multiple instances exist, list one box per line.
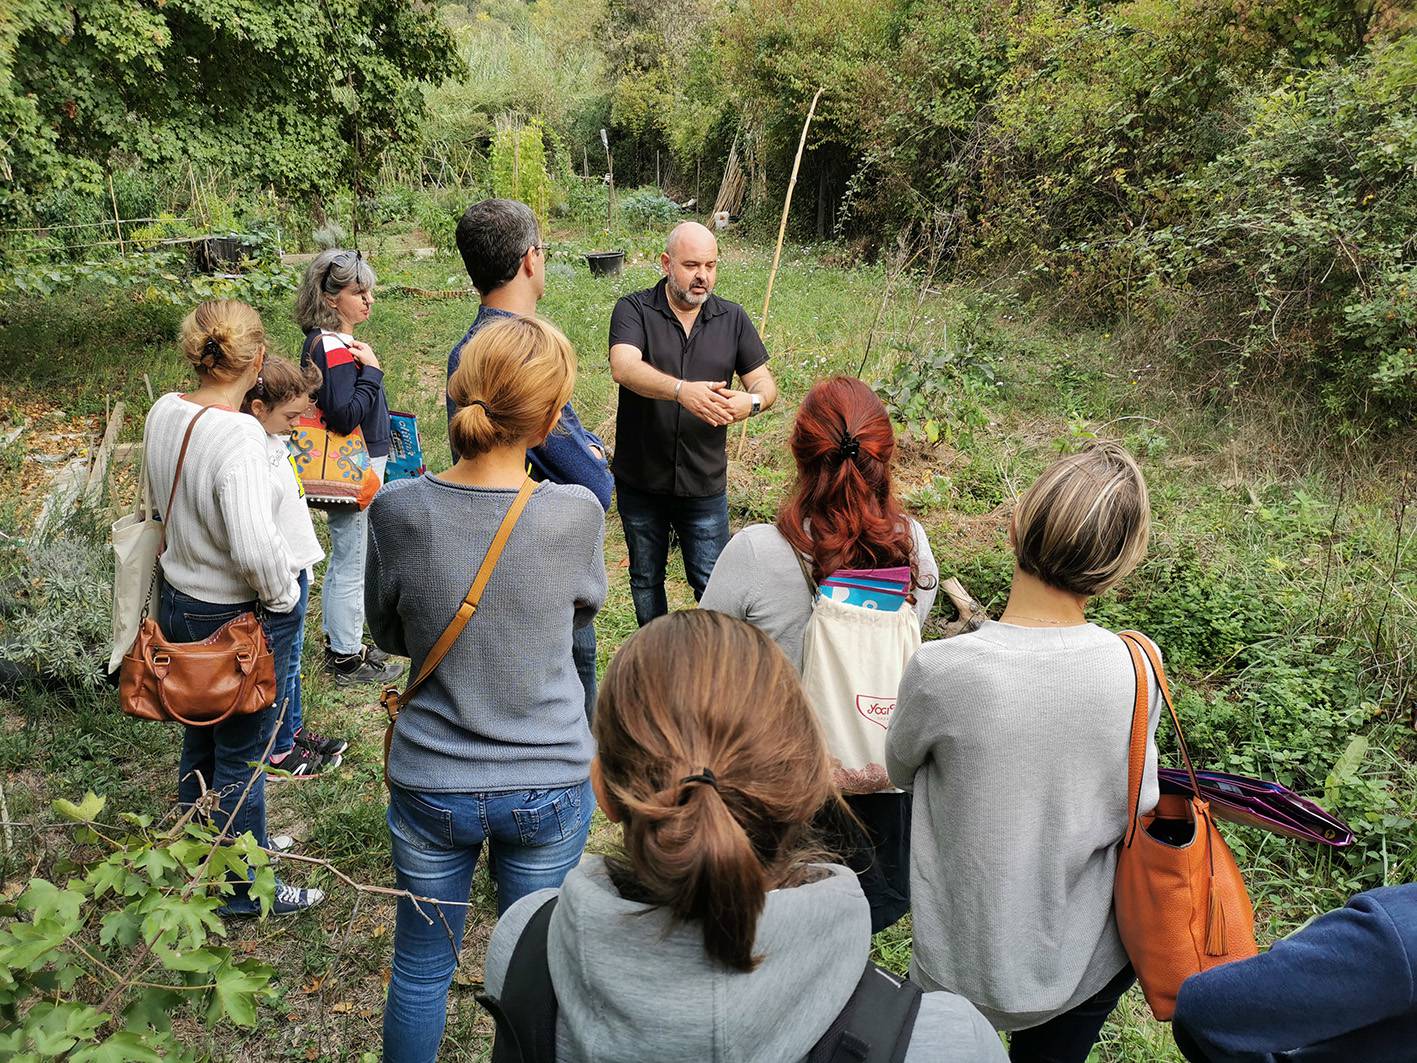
left=269, top=570, right=309, bottom=755
left=615, top=481, right=730, bottom=627
left=382, top=781, right=593, bottom=1063
left=572, top=622, right=596, bottom=724
left=161, top=582, right=287, bottom=913
left=323, top=455, right=386, bottom=655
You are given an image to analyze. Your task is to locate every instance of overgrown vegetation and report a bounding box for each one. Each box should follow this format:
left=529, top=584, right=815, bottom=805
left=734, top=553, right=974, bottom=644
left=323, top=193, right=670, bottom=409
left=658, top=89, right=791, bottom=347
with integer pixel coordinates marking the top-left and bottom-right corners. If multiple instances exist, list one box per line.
left=2, top=1, right=1416, bottom=1057
left=0, top=241, right=1412, bottom=1059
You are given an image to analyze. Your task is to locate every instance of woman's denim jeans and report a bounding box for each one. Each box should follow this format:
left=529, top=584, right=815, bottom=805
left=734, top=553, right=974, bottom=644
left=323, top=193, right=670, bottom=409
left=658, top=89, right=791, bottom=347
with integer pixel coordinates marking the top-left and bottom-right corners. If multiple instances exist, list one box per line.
left=381, top=780, right=594, bottom=1063
left=160, top=577, right=305, bottom=913
left=269, top=570, right=310, bottom=755
left=322, top=455, right=386, bottom=655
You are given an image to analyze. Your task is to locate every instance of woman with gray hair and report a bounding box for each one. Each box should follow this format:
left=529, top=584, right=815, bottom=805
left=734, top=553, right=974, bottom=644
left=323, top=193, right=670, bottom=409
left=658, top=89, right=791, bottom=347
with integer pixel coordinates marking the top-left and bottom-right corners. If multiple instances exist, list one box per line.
left=295, top=249, right=404, bottom=691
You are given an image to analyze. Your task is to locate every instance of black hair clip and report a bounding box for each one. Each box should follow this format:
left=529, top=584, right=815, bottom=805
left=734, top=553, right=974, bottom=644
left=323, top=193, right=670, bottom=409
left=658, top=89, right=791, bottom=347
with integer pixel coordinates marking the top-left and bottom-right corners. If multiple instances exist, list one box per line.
left=838, top=436, right=860, bottom=460
left=200, top=337, right=224, bottom=369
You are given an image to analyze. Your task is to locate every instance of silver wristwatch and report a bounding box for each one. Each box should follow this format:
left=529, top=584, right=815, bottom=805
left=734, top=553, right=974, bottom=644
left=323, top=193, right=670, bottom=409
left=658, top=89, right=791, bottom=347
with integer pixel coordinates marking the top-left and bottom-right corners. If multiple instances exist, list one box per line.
left=749, top=393, right=762, bottom=417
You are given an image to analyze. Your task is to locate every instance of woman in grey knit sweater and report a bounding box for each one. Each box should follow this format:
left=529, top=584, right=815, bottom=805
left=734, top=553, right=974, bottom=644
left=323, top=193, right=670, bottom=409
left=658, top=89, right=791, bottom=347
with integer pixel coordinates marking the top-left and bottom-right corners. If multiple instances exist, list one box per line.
left=886, top=441, right=1161, bottom=1063
left=365, top=317, right=607, bottom=1063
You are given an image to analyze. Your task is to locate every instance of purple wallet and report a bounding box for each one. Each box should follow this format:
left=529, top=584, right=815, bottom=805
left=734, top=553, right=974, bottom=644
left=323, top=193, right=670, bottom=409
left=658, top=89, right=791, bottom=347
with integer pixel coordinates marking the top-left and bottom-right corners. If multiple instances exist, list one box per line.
left=1157, top=767, right=1355, bottom=848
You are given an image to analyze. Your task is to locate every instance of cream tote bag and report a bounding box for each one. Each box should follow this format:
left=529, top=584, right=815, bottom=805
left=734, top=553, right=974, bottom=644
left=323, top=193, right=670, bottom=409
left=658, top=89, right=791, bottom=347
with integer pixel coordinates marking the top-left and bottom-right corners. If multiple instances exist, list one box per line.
left=108, top=459, right=161, bottom=674
left=799, top=580, right=921, bottom=794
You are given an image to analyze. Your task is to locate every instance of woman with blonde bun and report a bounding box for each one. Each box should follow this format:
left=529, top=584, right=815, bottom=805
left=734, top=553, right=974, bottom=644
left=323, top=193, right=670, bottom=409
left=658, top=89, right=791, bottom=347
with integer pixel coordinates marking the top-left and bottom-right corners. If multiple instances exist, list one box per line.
left=142, top=299, right=323, bottom=917
left=366, top=316, right=607, bottom=1062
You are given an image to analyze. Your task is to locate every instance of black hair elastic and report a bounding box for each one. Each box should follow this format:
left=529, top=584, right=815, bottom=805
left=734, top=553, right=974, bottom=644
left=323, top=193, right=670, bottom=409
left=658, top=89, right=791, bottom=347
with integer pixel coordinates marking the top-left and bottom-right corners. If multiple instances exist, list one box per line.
left=468, top=399, right=491, bottom=414
left=679, top=768, right=718, bottom=790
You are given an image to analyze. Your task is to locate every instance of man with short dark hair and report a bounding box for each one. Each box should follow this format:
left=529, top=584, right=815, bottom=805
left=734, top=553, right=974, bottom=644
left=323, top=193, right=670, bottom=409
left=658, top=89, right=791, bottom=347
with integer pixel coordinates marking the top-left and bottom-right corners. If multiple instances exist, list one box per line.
left=609, top=221, right=778, bottom=626
left=447, top=199, right=611, bottom=717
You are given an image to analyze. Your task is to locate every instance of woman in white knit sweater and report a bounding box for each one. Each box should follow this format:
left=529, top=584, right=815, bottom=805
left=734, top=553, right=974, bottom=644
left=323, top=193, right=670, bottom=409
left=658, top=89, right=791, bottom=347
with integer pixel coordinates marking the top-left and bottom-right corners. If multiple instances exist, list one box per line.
left=143, top=299, right=323, bottom=917
left=885, top=441, right=1161, bottom=1062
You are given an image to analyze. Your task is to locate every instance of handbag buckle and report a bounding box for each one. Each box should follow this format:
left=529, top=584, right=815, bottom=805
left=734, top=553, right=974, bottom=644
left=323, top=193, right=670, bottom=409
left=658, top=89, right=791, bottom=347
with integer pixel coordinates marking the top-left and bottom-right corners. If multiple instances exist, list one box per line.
left=380, top=686, right=401, bottom=721
left=151, top=653, right=171, bottom=667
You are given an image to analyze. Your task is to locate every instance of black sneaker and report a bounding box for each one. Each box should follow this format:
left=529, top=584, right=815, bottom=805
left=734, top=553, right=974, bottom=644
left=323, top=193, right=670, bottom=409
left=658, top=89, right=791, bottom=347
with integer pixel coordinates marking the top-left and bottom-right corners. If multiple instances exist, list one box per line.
left=294, top=726, right=349, bottom=758
left=325, top=646, right=404, bottom=687
left=218, top=879, right=324, bottom=919
left=364, top=643, right=405, bottom=679
left=270, top=880, right=325, bottom=916
left=265, top=744, right=341, bottom=779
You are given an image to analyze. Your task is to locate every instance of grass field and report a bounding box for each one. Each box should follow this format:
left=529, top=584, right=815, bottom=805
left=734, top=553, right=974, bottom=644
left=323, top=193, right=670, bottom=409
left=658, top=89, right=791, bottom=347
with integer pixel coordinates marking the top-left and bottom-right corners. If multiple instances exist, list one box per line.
left=1, top=229, right=1413, bottom=1061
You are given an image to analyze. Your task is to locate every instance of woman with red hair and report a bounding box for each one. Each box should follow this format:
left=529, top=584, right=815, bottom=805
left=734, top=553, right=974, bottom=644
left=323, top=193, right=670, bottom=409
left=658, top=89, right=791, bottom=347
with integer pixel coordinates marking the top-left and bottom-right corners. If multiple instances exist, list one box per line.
left=702, top=375, right=937, bottom=932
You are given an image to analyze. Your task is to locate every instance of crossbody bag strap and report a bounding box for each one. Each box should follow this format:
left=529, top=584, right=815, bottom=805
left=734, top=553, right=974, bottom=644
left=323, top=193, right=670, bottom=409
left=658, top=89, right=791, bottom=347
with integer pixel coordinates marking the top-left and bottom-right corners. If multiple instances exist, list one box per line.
left=381, top=477, right=538, bottom=779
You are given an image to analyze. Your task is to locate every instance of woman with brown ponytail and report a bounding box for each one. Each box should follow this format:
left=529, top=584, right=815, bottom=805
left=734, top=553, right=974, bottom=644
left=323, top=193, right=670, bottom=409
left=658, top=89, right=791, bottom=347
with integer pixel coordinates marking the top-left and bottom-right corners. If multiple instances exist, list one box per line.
left=481, top=610, right=1005, bottom=1063
left=701, top=375, right=938, bottom=933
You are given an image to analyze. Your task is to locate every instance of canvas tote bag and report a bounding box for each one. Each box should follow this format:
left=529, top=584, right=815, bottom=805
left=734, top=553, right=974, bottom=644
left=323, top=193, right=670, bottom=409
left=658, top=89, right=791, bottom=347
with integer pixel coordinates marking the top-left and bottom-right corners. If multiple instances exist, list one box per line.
left=108, top=455, right=162, bottom=675
left=290, top=331, right=382, bottom=508
left=1114, top=630, right=1258, bottom=1020
left=798, top=556, right=921, bottom=794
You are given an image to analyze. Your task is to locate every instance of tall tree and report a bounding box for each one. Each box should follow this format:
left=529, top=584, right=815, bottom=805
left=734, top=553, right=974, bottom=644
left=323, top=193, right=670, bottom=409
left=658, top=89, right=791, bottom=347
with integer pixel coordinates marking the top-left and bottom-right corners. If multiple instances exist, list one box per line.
left=0, top=0, right=458, bottom=221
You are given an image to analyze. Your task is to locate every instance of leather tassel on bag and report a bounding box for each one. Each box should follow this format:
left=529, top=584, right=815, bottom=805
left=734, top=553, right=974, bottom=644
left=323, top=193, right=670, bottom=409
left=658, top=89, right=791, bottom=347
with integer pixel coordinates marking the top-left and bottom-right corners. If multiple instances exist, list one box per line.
left=1206, top=882, right=1229, bottom=956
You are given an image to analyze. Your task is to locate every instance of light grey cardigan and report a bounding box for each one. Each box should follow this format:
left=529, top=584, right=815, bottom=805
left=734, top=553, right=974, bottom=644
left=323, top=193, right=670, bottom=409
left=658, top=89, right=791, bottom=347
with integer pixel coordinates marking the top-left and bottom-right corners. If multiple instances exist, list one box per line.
left=886, top=619, right=1162, bottom=1031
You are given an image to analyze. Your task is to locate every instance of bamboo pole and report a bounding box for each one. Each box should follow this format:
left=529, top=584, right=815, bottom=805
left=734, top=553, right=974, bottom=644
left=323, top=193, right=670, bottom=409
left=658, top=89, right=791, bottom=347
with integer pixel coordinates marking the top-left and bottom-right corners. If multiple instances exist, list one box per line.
left=107, top=175, right=126, bottom=256
left=736, top=88, right=822, bottom=460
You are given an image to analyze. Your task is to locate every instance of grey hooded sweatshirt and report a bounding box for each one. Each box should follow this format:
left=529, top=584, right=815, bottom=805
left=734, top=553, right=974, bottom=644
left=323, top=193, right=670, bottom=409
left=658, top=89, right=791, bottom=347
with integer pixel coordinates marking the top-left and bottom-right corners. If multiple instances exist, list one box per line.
left=483, top=856, right=1006, bottom=1063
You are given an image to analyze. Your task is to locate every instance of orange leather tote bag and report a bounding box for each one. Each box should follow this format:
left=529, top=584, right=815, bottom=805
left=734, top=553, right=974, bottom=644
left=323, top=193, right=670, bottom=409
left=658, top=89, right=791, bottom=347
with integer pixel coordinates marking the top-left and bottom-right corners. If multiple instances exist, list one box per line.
left=120, top=406, right=276, bottom=727
left=1114, top=631, right=1257, bottom=1021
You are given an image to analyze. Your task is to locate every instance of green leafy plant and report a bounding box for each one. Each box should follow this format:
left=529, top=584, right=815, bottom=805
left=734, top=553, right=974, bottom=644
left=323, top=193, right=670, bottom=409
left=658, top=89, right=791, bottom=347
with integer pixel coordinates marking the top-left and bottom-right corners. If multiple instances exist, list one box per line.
left=877, top=298, right=1004, bottom=449
left=0, top=793, right=278, bottom=1061
left=490, top=117, right=553, bottom=229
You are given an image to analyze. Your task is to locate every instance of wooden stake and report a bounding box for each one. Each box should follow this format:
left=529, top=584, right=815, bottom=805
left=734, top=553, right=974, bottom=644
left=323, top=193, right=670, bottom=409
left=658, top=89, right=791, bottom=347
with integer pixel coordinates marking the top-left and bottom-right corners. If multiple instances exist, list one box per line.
left=85, top=401, right=125, bottom=507
left=736, top=88, right=822, bottom=460
left=107, top=175, right=126, bottom=256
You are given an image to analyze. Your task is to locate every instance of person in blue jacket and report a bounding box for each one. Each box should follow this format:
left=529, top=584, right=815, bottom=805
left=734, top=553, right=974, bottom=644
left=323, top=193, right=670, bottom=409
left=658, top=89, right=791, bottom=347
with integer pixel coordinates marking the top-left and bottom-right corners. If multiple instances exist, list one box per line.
left=1172, top=884, right=1417, bottom=1063
left=447, top=198, right=612, bottom=719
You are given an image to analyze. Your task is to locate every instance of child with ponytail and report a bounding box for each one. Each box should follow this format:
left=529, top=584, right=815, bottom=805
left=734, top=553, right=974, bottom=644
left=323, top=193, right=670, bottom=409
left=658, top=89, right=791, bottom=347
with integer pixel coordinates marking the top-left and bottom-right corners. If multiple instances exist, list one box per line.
left=241, top=355, right=346, bottom=777
left=701, top=375, right=939, bottom=933
left=481, top=610, right=1004, bottom=1062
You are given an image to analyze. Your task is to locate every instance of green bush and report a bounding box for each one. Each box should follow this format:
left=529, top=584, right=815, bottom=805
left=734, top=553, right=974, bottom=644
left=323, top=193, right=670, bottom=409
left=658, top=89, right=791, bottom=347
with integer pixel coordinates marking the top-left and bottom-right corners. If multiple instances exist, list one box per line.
left=1151, top=35, right=1417, bottom=419
left=617, top=186, right=682, bottom=228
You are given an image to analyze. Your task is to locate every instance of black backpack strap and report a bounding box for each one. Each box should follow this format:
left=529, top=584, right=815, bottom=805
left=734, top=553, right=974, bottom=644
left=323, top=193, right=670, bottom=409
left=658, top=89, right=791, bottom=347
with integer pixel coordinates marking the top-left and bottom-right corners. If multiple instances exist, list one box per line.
left=807, top=962, right=923, bottom=1063
left=474, top=897, right=560, bottom=1063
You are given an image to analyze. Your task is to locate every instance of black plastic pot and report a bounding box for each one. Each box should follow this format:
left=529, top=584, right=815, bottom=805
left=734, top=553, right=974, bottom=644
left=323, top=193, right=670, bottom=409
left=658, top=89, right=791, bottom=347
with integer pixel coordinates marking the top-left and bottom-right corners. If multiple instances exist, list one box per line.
left=189, top=234, right=256, bottom=274
left=584, top=250, right=626, bottom=277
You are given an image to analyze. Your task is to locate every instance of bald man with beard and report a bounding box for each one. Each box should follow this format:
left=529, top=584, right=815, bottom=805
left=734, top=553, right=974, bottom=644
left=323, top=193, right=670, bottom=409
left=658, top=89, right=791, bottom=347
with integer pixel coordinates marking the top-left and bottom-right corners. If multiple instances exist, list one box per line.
left=608, top=222, right=778, bottom=626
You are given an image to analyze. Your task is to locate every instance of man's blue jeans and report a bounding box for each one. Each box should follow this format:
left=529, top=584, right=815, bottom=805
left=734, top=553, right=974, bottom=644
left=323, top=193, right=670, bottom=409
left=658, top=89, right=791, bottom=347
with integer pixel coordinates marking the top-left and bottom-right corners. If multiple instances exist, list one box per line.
left=381, top=780, right=593, bottom=1063
left=615, top=481, right=730, bottom=627
left=572, top=622, right=596, bottom=723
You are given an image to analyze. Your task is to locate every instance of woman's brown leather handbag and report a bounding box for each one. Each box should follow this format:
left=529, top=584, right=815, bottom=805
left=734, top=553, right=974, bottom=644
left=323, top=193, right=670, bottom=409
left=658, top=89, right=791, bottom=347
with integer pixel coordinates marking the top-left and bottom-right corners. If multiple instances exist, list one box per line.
left=1114, top=631, right=1258, bottom=1020
left=119, top=405, right=276, bottom=727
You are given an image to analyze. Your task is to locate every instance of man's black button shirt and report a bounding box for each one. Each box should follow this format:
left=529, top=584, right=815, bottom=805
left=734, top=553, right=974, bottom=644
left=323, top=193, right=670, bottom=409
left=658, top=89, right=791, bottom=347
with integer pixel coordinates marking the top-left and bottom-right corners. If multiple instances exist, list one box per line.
left=608, top=278, right=768, bottom=498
